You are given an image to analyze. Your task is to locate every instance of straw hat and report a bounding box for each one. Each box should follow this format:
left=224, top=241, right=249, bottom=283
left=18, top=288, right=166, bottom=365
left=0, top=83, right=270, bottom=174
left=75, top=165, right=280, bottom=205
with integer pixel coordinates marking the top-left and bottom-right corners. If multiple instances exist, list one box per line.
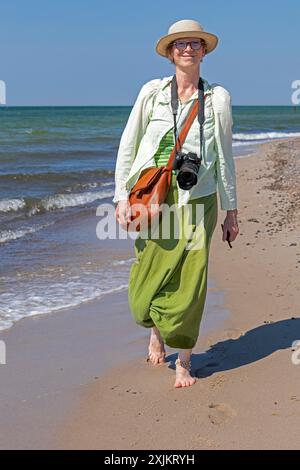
left=156, top=19, right=218, bottom=58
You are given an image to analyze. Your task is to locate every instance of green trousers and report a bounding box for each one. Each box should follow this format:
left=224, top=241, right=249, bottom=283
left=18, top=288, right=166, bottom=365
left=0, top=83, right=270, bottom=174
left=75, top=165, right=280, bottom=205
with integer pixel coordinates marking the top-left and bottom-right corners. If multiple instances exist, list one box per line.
left=128, top=173, right=218, bottom=349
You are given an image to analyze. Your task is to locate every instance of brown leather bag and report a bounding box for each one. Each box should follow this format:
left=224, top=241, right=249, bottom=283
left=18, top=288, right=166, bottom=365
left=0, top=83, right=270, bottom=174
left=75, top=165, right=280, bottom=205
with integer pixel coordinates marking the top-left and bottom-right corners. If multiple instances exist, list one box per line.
left=125, top=99, right=200, bottom=232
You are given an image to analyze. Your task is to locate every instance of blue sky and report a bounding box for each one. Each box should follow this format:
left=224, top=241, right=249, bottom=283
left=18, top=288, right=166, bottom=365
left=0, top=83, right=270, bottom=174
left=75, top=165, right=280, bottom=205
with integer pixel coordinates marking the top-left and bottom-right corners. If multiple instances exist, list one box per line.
left=1, top=0, right=299, bottom=105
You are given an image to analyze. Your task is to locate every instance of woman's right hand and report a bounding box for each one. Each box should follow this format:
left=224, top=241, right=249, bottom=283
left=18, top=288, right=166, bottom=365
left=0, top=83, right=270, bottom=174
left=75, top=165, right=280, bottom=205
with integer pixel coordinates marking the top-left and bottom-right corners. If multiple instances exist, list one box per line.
left=115, top=199, right=132, bottom=227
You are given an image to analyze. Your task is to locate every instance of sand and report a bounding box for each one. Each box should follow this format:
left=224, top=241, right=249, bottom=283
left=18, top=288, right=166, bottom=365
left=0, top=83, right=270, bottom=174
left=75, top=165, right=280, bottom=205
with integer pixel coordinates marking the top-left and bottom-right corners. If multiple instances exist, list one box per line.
left=56, top=137, right=300, bottom=450
left=1, top=137, right=300, bottom=450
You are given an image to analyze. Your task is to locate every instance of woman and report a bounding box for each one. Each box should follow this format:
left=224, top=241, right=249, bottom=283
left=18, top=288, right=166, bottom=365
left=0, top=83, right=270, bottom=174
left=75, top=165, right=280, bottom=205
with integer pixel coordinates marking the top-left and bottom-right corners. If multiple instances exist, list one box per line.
left=113, top=19, right=239, bottom=388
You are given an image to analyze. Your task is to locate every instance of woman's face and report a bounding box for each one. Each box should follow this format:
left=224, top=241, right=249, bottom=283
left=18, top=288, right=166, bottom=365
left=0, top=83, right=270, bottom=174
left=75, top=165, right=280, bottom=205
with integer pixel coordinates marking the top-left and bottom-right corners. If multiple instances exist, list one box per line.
left=168, top=36, right=205, bottom=68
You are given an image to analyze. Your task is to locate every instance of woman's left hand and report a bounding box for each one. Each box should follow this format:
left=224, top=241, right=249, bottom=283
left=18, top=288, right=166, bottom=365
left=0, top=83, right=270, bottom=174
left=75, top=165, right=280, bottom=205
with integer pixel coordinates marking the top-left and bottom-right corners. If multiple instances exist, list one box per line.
left=222, top=209, right=239, bottom=243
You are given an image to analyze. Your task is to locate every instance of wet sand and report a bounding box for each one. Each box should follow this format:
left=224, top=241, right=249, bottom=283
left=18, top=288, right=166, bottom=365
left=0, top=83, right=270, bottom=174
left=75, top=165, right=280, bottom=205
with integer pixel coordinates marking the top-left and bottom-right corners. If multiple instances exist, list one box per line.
left=0, top=239, right=229, bottom=448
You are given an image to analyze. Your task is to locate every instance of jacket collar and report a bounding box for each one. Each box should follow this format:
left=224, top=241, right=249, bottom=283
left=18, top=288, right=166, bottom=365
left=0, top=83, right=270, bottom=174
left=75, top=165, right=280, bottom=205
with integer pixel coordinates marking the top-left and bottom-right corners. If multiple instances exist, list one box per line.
left=158, top=75, right=212, bottom=103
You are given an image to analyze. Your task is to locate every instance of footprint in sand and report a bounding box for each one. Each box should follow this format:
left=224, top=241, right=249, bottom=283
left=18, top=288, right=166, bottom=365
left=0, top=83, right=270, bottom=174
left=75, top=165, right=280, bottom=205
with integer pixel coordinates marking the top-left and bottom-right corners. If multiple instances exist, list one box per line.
left=208, top=403, right=237, bottom=425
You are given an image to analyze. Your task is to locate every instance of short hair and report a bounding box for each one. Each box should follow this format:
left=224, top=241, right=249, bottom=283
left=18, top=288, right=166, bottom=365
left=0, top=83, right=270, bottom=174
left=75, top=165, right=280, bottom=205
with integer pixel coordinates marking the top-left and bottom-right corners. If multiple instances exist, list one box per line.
left=167, top=38, right=207, bottom=64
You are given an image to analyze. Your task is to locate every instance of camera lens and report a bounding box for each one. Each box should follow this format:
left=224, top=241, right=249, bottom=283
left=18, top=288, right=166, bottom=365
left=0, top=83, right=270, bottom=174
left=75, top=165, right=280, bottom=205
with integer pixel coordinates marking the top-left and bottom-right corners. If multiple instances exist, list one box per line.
left=177, top=169, right=197, bottom=190
left=176, top=152, right=200, bottom=190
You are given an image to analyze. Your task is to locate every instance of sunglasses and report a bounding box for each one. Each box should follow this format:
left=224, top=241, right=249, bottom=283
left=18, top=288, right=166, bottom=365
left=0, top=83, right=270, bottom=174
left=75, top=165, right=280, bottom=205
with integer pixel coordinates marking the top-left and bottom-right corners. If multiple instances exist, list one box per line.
left=172, top=40, right=203, bottom=51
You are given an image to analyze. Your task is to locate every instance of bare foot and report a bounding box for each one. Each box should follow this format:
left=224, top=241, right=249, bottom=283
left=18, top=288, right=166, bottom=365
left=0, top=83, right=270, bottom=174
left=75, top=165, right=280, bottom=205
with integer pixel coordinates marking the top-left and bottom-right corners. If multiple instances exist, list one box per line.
left=174, top=361, right=197, bottom=388
left=147, top=327, right=166, bottom=365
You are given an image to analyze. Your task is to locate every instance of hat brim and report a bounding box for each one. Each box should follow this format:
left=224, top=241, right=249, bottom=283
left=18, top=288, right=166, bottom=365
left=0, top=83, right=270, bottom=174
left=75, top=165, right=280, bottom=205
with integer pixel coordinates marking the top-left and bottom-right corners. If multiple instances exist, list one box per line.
left=156, top=31, right=218, bottom=57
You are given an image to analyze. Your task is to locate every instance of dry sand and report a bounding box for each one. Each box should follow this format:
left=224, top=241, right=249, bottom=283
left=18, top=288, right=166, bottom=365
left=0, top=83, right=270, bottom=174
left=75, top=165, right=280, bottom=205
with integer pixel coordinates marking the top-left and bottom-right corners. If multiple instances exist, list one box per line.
left=55, top=137, right=300, bottom=450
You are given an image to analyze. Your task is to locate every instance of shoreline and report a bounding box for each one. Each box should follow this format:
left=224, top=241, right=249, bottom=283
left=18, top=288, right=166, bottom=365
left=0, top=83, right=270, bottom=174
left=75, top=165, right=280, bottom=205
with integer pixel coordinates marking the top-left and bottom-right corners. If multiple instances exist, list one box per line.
left=1, top=136, right=300, bottom=449
left=0, top=262, right=230, bottom=450
left=0, top=138, right=288, bottom=331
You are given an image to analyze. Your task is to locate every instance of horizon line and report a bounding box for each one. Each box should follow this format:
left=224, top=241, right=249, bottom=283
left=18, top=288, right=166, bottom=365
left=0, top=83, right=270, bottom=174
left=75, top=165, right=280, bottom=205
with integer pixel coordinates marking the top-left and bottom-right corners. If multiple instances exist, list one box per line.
left=0, top=104, right=298, bottom=108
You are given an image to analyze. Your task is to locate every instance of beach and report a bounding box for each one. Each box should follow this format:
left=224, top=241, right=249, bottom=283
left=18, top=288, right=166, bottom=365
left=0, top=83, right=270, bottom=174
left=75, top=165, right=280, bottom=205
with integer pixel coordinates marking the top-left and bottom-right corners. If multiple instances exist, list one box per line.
left=1, top=137, right=300, bottom=449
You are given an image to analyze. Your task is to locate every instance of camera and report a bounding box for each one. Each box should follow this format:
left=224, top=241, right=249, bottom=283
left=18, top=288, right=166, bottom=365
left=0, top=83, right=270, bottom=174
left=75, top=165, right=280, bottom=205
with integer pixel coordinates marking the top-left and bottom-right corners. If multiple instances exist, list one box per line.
left=173, top=151, right=201, bottom=190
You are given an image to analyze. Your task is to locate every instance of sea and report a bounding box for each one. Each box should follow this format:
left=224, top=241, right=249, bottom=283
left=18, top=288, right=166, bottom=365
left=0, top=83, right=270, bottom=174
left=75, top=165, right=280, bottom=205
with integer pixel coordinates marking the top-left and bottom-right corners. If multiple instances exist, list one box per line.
left=0, top=105, right=299, bottom=330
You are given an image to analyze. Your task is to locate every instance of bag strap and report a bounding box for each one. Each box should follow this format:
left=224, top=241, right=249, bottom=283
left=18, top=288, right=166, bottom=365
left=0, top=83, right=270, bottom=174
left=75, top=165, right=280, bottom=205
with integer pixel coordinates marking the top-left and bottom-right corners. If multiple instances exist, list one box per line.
left=165, top=97, right=206, bottom=171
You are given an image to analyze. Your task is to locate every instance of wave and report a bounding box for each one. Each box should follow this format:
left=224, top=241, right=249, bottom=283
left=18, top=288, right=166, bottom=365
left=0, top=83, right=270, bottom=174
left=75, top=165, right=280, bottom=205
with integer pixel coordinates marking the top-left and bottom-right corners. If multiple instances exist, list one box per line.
left=0, top=149, right=116, bottom=161
left=0, top=188, right=115, bottom=217
left=0, top=169, right=114, bottom=182
left=25, top=129, right=53, bottom=135
left=0, top=283, right=128, bottom=331
left=0, top=221, right=55, bottom=243
left=112, top=258, right=136, bottom=266
left=232, top=141, right=268, bottom=147
left=65, top=181, right=113, bottom=192
left=42, top=189, right=115, bottom=211
left=0, top=198, right=26, bottom=212
left=23, top=129, right=119, bottom=142
left=233, top=131, right=300, bottom=142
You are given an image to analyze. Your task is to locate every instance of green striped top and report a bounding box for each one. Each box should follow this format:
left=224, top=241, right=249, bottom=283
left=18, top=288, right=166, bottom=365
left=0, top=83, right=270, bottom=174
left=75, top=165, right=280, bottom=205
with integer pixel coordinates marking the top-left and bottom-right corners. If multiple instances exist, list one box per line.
left=154, top=128, right=176, bottom=173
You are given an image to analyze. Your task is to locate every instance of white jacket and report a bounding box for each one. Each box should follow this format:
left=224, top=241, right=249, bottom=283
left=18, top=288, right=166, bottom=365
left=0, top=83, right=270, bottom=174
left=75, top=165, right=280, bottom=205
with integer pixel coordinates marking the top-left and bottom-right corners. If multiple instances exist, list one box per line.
left=113, top=75, right=237, bottom=210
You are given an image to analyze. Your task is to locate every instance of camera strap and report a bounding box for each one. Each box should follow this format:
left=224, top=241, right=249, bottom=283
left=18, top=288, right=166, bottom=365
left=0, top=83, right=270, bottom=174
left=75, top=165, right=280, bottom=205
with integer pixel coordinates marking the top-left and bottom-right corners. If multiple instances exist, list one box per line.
left=171, top=74, right=205, bottom=168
